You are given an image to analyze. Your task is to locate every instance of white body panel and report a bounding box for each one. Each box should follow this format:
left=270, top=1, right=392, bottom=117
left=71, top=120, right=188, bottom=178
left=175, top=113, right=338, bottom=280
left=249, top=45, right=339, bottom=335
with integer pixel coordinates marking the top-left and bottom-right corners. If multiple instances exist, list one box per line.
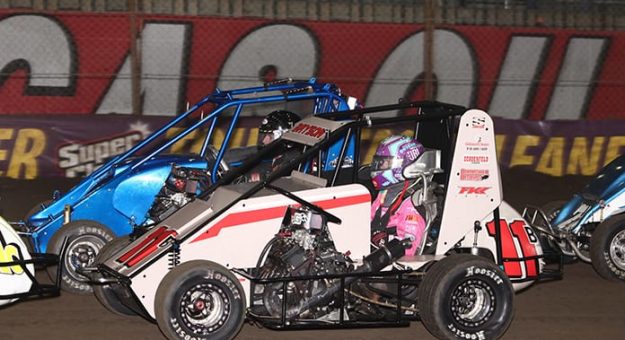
left=585, top=194, right=625, bottom=225
left=0, top=216, right=34, bottom=306
left=106, top=183, right=371, bottom=318
left=436, top=109, right=503, bottom=254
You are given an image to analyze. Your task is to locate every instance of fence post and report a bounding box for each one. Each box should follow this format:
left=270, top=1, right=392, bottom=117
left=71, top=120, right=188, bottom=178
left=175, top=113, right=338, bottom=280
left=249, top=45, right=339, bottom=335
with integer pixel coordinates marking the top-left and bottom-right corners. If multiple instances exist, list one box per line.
left=424, top=0, right=435, bottom=101
left=129, top=0, right=142, bottom=115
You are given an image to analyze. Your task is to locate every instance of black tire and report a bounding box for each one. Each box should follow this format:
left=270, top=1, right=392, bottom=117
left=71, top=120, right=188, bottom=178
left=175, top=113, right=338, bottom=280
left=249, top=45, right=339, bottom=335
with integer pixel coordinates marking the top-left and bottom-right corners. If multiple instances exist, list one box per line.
left=155, top=260, right=246, bottom=340
left=418, top=254, right=514, bottom=340
left=47, top=220, right=115, bottom=295
left=93, top=235, right=136, bottom=316
left=24, top=199, right=53, bottom=220
left=590, top=214, right=625, bottom=282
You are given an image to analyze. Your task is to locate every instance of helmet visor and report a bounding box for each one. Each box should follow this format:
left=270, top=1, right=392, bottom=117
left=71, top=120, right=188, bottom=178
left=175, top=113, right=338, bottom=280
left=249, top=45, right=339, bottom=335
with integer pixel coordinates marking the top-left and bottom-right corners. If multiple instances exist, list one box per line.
left=371, top=155, right=403, bottom=172
left=257, top=130, right=281, bottom=146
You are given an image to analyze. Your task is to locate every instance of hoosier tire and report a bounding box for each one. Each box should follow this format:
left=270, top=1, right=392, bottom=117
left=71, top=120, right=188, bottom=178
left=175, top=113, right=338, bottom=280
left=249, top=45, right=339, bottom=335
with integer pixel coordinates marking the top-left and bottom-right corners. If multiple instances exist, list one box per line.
left=93, top=235, right=136, bottom=316
left=155, top=260, right=246, bottom=340
left=47, top=220, right=115, bottom=295
left=590, top=214, right=625, bottom=282
left=418, top=254, right=514, bottom=340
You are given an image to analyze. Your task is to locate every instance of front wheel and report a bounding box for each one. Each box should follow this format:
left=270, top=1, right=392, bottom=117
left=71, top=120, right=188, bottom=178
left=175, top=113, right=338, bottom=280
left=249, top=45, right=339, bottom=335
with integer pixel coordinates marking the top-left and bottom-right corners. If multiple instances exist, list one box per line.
left=47, top=220, right=115, bottom=294
left=418, top=254, right=514, bottom=340
left=155, top=260, right=246, bottom=340
left=590, top=214, right=625, bottom=282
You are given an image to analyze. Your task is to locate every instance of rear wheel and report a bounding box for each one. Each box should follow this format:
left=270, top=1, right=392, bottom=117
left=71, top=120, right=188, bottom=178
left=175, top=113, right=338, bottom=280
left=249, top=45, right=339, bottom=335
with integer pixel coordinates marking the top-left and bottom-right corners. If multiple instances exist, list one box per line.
left=47, top=220, right=115, bottom=294
left=590, top=214, right=625, bottom=282
left=93, top=236, right=136, bottom=316
left=418, top=254, right=514, bottom=339
left=155, top=260, right=246, bottom=340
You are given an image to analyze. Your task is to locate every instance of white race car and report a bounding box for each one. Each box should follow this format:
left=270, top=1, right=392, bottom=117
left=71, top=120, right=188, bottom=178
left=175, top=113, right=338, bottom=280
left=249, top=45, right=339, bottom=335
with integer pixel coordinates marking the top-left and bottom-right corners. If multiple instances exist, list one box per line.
left=86, top=101, right=553, bottom=340
left=0, top=215, right=61, bottom=307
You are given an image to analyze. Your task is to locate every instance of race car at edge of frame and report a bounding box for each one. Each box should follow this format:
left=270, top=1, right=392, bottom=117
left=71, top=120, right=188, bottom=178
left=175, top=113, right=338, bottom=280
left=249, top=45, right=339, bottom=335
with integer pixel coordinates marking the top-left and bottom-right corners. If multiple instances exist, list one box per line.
left=523, top=152, right=625, bottom=283
left=82, top=100, right=561, bottom=340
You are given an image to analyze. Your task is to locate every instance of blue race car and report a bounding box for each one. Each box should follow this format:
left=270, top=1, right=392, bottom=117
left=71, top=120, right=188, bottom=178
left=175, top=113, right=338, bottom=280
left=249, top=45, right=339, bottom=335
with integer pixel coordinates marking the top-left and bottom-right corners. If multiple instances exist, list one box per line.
left=19, top=78, right=358, bottom=294
left=524, top=154, right=625, bottom=282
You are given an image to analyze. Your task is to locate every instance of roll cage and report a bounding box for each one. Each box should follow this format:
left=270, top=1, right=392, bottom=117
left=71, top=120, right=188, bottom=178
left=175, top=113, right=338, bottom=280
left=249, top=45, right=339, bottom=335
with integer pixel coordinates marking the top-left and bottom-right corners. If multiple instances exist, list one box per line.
left=22, top=78, right=354, bottom=231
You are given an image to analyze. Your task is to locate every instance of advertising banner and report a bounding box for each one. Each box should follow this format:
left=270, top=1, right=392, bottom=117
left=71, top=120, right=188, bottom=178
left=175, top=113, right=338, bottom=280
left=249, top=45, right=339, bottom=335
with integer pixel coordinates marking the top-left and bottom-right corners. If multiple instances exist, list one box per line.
left=1, top=115, right=623, bottom=179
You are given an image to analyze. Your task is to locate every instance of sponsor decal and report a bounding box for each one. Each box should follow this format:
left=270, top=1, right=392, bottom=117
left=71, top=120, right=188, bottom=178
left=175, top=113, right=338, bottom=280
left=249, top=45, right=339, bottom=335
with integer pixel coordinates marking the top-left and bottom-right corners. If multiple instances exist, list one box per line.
left=460, top=169, right=490, bottom=181
left=471, top=117, right=487, bottom=129
left=291, top=123, right=327, bottom=139
left=465, top=137, right=490, bottom=152
left=458, top=186, right=490, bottom=194
left=463, top=155, right=489, bottom=164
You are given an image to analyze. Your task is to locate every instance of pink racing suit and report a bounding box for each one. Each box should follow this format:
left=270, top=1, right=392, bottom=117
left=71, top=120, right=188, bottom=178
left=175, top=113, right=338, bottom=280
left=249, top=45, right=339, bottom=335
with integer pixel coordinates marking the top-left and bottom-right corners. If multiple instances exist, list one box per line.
left=371, top=189, right=426, bottom=256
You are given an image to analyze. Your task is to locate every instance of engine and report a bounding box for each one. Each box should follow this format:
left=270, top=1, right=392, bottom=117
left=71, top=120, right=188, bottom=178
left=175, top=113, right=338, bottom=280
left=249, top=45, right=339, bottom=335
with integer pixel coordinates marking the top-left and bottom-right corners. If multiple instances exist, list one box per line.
left=254, top=205, right=411, bottom=321
left=256, top=206, right=351, bottom=319
left=147, top=165, right=211, bottom=223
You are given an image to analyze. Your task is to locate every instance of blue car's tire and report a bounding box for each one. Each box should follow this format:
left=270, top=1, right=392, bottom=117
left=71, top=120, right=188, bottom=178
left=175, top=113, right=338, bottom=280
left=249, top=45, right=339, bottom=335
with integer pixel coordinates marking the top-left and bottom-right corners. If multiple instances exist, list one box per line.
left=591, top=214, right=625, bottom=282
left=47, top=220, right=115, bottom=295
left=93, top=235, right=136, bottom=316
left=418, top=254, right=514, bottom=340
left=155, top=260, right=246, bottom=340
left=24, top=199, right=53, bottom=220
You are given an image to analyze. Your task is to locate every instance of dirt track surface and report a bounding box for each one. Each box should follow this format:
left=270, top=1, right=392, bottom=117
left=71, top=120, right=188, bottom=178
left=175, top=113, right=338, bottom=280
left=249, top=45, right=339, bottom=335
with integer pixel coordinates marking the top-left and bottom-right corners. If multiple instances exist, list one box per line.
left=1, top=169, right=625, bottom=340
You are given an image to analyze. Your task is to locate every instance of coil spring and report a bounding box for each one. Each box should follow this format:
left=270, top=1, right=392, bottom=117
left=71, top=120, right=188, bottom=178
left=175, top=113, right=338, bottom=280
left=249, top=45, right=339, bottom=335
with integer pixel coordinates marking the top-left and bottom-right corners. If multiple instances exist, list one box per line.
left=168, top=242, right=181, bottom=269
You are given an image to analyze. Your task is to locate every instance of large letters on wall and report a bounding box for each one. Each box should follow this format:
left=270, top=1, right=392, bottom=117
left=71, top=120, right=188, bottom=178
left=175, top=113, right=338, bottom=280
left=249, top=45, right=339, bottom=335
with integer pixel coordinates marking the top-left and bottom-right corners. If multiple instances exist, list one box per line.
left=0, top=13, right=620, bottom=119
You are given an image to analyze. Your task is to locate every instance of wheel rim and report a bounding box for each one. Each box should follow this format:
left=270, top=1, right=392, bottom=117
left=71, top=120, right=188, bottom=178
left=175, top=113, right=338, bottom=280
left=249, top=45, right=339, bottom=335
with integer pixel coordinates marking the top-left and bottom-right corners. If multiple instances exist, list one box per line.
left=450, top=279, right=495, bottom=328
left=609, top=229, right=625, bottom=271
left=179, top=282, right=231, bottom=335
left=65, top=235, right=107, bottom=282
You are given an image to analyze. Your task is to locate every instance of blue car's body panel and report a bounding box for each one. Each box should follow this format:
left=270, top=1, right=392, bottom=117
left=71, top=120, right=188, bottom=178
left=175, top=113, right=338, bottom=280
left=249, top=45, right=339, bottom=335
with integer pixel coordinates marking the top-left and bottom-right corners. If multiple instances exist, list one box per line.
left=25, top=79, right=357, bottom=253
left=553, top=154, right=625, bottom=231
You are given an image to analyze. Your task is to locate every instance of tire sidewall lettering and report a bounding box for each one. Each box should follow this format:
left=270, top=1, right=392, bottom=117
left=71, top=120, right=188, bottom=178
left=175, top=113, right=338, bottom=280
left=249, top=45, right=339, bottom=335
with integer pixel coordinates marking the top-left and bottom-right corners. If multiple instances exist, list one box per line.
left=205, top=270, right=242, bottom=300
left=465, top=265, right=504, bottom=285
left=447, top=324, right=486, bottom=340
left=602, top=251, right=625, bottom=279
left=74, top=224, right=114, bottom=242
left=169, top=318, right=199, bottom=340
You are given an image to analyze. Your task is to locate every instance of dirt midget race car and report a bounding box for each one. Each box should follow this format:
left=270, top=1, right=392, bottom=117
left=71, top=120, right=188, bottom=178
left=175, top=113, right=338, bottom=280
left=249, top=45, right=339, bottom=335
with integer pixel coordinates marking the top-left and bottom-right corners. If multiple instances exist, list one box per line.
left=85, top=101, right=556, bottom=340
left=524, top=153, right=625, bottom=282
left=0, top=215, right=62, bottom=307
left=15, top=78, right=358, bottom=295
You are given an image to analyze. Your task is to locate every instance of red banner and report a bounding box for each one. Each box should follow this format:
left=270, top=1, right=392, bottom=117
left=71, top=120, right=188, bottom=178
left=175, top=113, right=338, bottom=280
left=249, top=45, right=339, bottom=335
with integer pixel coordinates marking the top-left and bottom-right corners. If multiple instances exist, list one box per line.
left=0, top=12, right=623, bottom=120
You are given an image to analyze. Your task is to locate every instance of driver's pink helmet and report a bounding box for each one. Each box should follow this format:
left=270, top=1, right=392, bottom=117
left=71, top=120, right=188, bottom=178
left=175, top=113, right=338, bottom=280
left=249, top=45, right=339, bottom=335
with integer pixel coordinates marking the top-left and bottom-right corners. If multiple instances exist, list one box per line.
left=370, top=135, right=425, bottom=190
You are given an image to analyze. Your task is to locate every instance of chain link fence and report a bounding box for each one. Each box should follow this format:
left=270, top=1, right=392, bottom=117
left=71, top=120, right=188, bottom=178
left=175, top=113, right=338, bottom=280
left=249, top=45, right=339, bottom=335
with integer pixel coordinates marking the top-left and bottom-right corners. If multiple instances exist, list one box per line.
left=0, top=0, right=624, bottom=119
left=1, top=0, right=625, bottom=178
